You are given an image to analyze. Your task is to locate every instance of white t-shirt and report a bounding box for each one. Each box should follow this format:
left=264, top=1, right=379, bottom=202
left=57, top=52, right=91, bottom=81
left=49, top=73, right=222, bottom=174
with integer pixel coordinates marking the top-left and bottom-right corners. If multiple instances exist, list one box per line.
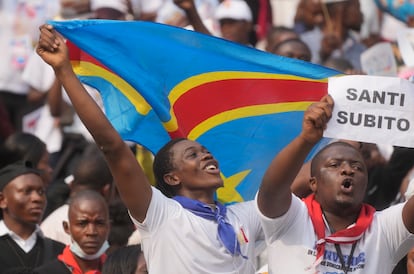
left=0, top=0, right=60, bottom=94
left=256, top=194, right=414, bottom=274
left=22, top=51, right=63, bottom=153
left=22, top=50, right=103, bottom=147
left=131, top=187, right=264, bottom=274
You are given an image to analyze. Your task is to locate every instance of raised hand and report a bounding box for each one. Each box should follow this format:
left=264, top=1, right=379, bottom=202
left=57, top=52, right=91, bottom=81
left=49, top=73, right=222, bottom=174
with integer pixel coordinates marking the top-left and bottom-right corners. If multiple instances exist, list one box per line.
left=36, top=24, right=70, bottom=70
left=300, top=94, right=334, bottom=145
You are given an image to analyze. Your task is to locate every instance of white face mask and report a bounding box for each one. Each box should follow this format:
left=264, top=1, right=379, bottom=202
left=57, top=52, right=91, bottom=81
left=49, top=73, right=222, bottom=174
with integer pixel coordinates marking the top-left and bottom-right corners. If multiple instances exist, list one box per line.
left=70, top=240, right=109, bottom=260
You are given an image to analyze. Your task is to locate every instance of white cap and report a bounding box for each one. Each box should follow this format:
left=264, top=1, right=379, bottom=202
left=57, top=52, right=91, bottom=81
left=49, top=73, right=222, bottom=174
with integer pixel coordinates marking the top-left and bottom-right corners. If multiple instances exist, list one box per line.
left=215, top=0, right=252, bottom=22
left=90, top=0, right=128, bottom=14
left=322, top=0, right=349, bottom=3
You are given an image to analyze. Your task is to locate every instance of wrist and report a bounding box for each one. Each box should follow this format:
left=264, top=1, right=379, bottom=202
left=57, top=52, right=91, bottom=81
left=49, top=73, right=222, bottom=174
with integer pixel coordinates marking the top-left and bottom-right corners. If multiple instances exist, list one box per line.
left=298, top=133, right=320, bottom=148
left=54, top=62, right=74, bottom=77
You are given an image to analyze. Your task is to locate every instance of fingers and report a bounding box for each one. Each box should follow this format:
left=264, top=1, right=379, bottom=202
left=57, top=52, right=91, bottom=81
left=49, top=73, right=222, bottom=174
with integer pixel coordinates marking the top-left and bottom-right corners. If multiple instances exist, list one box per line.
left=305, top=95, right=334, bottom=129
left=38, top=24, right=60, bottom=52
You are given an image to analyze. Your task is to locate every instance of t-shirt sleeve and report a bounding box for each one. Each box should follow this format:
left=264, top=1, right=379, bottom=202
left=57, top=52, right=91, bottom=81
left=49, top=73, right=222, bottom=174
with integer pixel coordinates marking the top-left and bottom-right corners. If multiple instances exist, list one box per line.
left=22, top=50, right=55, bottom=92
left=377, top=202, right=414, bottom=261
left=255, top=193, right=308, bottom=244
left=129, top=187, right=182, bottom=235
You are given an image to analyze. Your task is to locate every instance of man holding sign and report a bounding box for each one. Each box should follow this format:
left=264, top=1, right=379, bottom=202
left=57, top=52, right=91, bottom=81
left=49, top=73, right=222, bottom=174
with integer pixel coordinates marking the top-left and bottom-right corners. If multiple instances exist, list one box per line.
left=256, top=92, right=414, bottom=273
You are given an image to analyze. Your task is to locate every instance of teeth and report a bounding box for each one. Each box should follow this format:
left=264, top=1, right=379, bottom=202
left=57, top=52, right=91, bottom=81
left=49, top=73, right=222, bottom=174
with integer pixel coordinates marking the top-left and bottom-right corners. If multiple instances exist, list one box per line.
left=206, top=165, right=217, bottom=170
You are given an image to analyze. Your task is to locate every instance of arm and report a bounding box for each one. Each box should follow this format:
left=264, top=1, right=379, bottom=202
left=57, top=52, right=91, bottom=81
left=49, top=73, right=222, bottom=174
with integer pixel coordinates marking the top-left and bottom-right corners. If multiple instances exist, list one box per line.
left=174, top=0, right=212, bottom=35
left=291, top=161, right=312, bottom=198
left=47, top=78, right=64, bottom=117
left=36, top=25, right=152, bottom=222
left=257, top=95, right=334, bottom=218
left=27, top=87, right=47, bottom=105
left=403, top=191, right=414, bottom=233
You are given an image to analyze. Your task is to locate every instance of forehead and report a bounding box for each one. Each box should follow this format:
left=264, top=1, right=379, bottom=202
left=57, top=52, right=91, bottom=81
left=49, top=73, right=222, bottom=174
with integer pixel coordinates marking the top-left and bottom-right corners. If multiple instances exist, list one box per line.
left=171, top=140, right=203, bottom=153
left=4, top=173, right=43, bottom=190
left=69, top=198, right=108, bottom=218
left=277, top=41, right=309, bottom=53
left=320, top=143, right=363, bottom=161
left=273, top=31, right=298, bottom=43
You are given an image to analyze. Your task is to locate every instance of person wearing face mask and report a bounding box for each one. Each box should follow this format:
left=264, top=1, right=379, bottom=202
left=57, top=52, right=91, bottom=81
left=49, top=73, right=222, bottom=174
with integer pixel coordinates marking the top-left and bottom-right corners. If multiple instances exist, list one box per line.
left=35, top=190, right=110, bottom=274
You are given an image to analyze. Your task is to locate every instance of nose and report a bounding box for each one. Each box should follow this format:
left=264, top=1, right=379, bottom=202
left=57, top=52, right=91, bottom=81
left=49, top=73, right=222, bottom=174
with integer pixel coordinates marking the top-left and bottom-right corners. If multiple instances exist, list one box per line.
left=32, top=189, right=46, bottom=203
left=340, top=162, right=354, bottom=176
left=86, top=224, right=98, bottom=236
left=201, top=151, right=213, bottom=160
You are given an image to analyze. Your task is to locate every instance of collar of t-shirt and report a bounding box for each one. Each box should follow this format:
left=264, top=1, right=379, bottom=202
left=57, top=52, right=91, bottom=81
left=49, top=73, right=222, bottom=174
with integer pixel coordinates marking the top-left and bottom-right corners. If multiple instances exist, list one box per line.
left=0, top=220, right=43, bottom=253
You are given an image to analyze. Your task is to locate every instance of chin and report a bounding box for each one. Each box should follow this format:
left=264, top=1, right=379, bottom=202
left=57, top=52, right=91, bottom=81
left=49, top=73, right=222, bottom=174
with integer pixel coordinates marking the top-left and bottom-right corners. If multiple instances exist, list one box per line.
left=336, top=196, right=356, bottom=207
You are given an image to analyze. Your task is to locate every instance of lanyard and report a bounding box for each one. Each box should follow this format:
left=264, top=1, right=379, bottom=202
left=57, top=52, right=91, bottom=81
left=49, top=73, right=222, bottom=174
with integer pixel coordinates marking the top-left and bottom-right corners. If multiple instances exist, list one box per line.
left=323, top=213, right=358, bottom=274
left=334, top=242, right=357, bottom=274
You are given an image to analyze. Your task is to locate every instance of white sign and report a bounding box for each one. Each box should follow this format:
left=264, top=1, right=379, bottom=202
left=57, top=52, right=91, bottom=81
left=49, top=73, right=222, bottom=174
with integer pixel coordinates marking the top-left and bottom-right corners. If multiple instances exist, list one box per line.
left=324, top=75, right=414, bottom=148
left=360, top=42, right=397, bottom=77
left=397, top=28, right=414, bottom=68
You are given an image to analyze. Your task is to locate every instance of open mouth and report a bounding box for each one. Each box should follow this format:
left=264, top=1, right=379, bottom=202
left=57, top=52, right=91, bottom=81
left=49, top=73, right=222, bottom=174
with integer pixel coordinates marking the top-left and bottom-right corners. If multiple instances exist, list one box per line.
left=340, top=178, right=354, bottom=192
left=343, top=179, right=352, bottom=188
left=205, top=164, right=217, bottom=170
left=203, top=160, right=220, bottom=173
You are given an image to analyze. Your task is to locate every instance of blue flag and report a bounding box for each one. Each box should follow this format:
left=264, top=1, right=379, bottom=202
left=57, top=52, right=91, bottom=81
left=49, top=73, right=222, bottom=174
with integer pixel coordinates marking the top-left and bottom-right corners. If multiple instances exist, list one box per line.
left=50, top=19, right=340, bottom=204
left=375, top=0, right=414, bottom=23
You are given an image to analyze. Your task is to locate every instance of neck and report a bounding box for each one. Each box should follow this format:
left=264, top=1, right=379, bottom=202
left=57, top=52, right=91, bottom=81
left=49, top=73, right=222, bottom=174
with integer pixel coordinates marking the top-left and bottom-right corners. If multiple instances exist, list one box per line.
left=176, top=189, right=216, bottom=205
left=323, top=209, right=359, bottom=232
left=75, top=255, right=102, bottom=273
left=3, top=217, right=36, bottom=240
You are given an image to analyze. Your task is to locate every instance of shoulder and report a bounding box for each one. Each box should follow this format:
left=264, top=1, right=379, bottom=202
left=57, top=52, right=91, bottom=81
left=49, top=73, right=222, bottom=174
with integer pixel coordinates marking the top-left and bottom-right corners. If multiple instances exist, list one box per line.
left=35, top=259, right=68, bottom=273
left=227, top=200, right=259, bottom=223
left=41, top=237, right=66, bottom=252
left=228, top=200, right=255, bottom=211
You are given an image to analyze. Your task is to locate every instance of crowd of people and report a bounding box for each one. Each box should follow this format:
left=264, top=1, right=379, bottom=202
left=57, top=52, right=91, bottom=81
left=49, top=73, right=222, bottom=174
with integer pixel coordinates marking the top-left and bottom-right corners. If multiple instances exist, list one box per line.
left=2, top=0, right=414, bottom=273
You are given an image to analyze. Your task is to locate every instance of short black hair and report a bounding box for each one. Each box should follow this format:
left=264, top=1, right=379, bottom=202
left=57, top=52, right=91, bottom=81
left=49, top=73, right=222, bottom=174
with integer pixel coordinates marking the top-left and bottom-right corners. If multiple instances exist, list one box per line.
left=153, top=138, right=187, bottom=197
left=0, top=132, right=46, bottom=168
left=102, top=244, right=143, bottom=274
left=71, top=144, right=113, bottom=191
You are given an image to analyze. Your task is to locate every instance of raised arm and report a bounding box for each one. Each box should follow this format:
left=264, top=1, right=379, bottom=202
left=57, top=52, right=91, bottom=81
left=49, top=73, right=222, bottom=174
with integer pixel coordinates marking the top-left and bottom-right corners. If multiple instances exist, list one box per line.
left=174, top=0, right=212, bottom=35
left=257, top=95, right=334, bottom=218
left=36, top=24, right=152, bottom=222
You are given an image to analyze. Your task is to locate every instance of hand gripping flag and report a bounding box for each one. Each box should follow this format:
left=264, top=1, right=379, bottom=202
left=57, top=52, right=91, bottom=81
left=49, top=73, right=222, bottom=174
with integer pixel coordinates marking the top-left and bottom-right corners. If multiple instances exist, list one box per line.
left=50, top=20, right=340, bottom=204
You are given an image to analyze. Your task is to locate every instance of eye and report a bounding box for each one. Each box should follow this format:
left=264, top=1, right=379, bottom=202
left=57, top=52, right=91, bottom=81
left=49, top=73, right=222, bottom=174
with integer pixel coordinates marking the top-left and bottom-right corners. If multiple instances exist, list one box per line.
left=78, top=221, right=88, bottom=227
left=37, top=188, right=45, bottom=196
left=185, top=150, right=198, bottom=159
left=186, top=152, right=197, bottom=158
left=351, top=162, right=364, bottom=171
left=96, top=220, right=107, bottom=226
left=327, top=161, right=339, bottom=168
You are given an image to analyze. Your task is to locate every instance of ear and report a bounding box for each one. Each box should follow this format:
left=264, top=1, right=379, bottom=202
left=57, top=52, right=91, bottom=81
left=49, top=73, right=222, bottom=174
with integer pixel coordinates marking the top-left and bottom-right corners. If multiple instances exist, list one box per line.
left=309, top=177, right=317, bottom=193
left=0, top=192, right=7, bottom=210
left=163, top=172, right=180, bottom=186
left=63, top=221, right=71, bottom=236
left=101, top=184, right=111, bottom=201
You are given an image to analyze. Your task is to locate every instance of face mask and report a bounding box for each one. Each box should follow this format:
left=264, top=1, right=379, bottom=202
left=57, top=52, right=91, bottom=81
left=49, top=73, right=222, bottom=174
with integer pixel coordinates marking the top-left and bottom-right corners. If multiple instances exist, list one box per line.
left=70, top=240, right=109, bottom=260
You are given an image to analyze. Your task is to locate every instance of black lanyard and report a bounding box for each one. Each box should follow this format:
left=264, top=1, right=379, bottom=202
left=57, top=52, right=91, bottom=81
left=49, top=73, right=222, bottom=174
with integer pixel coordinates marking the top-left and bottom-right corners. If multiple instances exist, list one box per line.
left=334, top=242, right=357, bottom=274
left=323, top=213, right=358, bottom=274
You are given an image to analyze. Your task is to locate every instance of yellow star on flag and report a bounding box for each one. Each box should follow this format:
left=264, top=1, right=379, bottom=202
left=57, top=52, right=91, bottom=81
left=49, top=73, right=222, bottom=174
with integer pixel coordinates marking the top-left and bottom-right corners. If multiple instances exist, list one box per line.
left=217, top=170, right=251, bottom=204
